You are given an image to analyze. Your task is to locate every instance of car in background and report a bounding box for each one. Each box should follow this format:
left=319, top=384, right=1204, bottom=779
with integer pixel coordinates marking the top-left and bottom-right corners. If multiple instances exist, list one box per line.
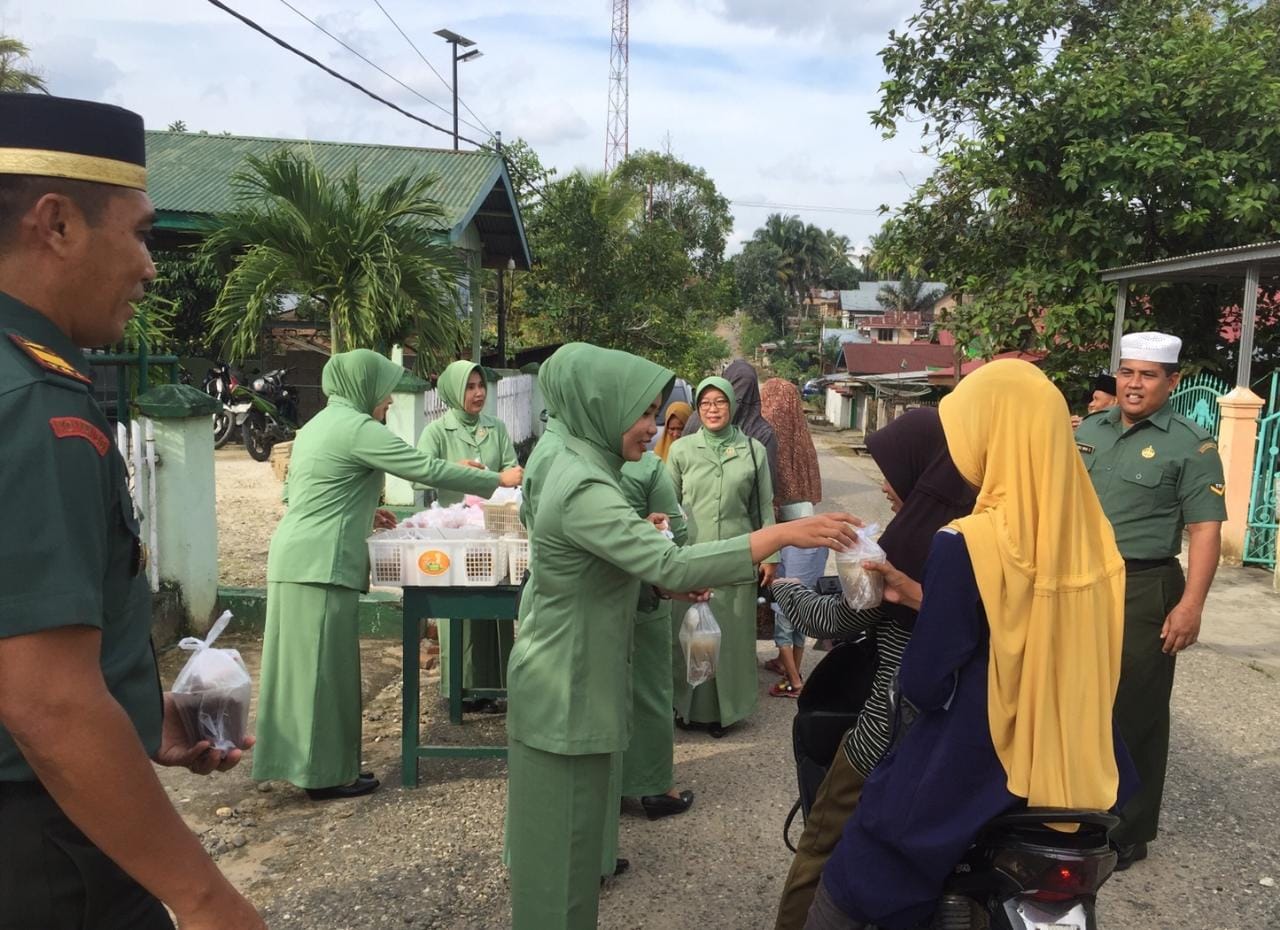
left=802, top=379, right=823, bottom=399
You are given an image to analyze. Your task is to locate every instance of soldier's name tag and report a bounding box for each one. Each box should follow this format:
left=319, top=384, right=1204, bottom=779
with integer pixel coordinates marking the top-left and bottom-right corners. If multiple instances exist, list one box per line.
left=1075, top=441, right=1095, bottom=455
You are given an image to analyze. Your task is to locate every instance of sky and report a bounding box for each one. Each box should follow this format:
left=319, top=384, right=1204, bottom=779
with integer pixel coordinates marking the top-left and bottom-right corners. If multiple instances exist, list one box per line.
left=1, top=0, right=934, bottom=253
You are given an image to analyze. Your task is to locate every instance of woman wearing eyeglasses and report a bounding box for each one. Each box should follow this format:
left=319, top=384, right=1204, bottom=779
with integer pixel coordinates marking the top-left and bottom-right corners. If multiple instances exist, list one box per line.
left=667, top=376, right=777, bottom=738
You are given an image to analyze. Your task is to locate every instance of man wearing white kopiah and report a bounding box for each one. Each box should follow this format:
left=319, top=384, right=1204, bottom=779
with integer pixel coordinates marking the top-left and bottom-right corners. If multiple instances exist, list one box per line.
left=1074, top=331, right=1226, bottom=870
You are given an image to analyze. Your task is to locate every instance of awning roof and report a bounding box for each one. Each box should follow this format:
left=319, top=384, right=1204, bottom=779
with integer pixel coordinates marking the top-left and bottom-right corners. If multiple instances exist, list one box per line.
left=1101, top=241, right=1280, bottom=283
left=144, top=130, right=531, bottom=269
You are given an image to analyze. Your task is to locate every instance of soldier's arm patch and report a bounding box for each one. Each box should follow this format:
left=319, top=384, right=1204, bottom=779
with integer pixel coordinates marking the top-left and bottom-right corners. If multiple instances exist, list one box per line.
left=8, top=333, right=92, bottom=385
left=1209, top=483, right=1225, bottom=496
left=1198, top=441, right=1218, bottom=454
left=50, top=416, right=110, bottom=456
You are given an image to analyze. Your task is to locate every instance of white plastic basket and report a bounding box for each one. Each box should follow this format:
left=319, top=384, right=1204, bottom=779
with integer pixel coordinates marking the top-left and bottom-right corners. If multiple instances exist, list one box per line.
left=483, top=500, right=526, bottom=538
left=503, top=536, right=530, bottom=584
left=366, top=527, right=504, bottom=587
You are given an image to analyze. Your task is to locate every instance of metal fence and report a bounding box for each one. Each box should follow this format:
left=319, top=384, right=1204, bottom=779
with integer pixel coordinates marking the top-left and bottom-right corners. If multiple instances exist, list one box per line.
left=1243, top=372, right=1280, bottom=568
left=1170, top=372, right=1230, bottom=438
left=419, top=373, right=536, bottom=444
left=115, top=420, right=160, bottom=593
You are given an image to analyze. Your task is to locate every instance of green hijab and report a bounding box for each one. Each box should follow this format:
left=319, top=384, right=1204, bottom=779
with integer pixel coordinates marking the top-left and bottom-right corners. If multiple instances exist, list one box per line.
left=550, top=343, right=673, bottom=461
left=321, top=349, right=404, bottom=416
left=695, top=376, right=741, bottom=450
left=437, top=359, right=484, bottom=431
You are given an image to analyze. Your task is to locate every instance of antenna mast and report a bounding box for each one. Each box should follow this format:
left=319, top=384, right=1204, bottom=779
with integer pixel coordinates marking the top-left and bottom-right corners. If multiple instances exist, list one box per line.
left=605, top=0, right=629, bottom=172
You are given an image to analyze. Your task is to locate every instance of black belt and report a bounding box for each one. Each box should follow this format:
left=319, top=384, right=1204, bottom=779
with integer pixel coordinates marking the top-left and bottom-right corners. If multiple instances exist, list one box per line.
left=1124, top=557, right=1178, bottom=573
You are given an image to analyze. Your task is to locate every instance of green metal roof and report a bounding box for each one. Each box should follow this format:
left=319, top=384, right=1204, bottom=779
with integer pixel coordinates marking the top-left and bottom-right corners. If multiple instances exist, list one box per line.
left=144, top=131, right=530, bottom=269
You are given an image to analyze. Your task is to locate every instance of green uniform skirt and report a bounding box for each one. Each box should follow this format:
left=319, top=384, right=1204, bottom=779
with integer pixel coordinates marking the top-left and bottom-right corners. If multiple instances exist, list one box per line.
left=507, top=739, right=612, bottom=930
left=1113, top=561, right=1185, bottom=846
left=675, top=581, right=759, bottom=727
left=252, top=581, right=362, bottom=789
left=622, top=604, right=675, bottom=797
left=438, top=618, right=515, bottom=696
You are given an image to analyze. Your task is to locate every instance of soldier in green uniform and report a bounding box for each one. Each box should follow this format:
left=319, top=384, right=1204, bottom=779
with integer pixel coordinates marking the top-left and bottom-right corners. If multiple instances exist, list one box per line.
left=1074, top=331, right=1225, bottom=869
left=417, top=359, right=519, bottom=705
left=505, top=343, right=859, bottom=930
left=0, top=94, right=264, bottom=929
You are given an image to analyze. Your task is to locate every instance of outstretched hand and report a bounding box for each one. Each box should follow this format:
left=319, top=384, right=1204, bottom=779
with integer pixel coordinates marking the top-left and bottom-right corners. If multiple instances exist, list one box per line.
left=787, top=512, right=863, bottom=551
left=864, top=559, right=923, bottom=611
left=499, top=466, right=524, bottom=487
left=155, top=694, right=253, bottom=774
left=373, top=508, right=398, bottom=531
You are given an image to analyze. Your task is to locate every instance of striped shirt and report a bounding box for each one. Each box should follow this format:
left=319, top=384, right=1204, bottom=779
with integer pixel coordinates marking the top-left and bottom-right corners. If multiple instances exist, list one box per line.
left=772, top=581, right=913, bottom=778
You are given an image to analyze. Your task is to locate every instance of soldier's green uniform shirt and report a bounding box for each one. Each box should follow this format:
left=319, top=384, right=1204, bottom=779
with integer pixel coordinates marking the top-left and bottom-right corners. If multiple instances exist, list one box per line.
left=1074, top=403, right=1227, bottom=558
left=0, top=292, right=162, bottom=782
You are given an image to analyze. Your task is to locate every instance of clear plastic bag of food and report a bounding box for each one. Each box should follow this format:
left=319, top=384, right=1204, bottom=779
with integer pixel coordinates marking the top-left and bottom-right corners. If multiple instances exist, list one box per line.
left=679, top=602, right=722, bottom=687
left=834, top=522, right=886, bottom=610
left=171, top=611, right=251, bottom=752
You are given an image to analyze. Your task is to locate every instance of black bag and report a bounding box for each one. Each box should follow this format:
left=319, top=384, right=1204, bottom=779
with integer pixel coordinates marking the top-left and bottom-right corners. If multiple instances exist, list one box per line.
left=784, top=634, right=879, bottom=849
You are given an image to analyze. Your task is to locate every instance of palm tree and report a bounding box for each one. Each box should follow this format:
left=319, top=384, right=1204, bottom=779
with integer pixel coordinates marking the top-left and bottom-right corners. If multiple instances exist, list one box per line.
left=202, top=151, right=465, bottom=368
left=877, top=274, right=946, bottom=315
left=0, top=37, right=48, bottom=93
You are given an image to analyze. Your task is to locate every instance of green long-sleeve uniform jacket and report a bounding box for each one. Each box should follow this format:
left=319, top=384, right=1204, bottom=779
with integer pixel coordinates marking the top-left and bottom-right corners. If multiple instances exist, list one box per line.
left=415, top=360, right=518, bottom=505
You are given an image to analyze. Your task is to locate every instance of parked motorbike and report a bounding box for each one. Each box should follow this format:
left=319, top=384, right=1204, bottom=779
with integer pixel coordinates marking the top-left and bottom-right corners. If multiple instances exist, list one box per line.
left=236, top=368, right=298, bottom=462
left=202, top=361, right=249, bottom=449
left=787, top=618, right=1120, bottom=930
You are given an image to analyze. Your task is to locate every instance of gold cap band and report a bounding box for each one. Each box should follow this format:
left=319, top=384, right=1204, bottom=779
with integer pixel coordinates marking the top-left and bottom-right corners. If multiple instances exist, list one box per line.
left=0, top=147, right=146, bottom=190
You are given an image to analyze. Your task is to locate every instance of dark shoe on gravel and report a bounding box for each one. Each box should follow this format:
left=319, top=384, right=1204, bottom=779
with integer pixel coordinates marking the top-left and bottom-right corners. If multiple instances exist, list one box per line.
left=641, top=790, right=694, bottom=820
left=305, top=774, right=379, bottom=800
left=1113, top=841, right=1148, bottom=871
left=708, top=721, right=729, bottom=739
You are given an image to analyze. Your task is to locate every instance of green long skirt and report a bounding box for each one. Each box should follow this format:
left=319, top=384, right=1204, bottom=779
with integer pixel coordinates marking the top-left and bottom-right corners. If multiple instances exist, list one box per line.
left=507, top=739, right=612, bottom=930
left=622, top=605, right=675, bottom=797
left=674, top=582, right=759, bottom=727
left=438, top=618, right=515, bottom=696
left=252, top=581, right=362, bottom=789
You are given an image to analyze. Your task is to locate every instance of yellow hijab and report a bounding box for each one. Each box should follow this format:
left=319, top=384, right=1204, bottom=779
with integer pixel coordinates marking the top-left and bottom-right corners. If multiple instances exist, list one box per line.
left=938, top=360, right=1125, bottom=812
left=654, top=401, right=692, bottom=461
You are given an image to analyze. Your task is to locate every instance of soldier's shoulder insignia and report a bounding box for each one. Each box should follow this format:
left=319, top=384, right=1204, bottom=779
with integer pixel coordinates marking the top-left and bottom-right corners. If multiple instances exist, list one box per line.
left=1076, top=441, right=1095, bottom=455
left=50, top=416, right=110, bottom=456
left=1209, top=482, right=1225, bottom=496
left=8, top=334, right=91, bottom=385
left=1198, top=440, right=1218, bottom=454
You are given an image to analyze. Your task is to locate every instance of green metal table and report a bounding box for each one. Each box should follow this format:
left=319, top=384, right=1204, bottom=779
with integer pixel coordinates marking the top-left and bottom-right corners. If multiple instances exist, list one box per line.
left=400, top=584, right=519, bottom=787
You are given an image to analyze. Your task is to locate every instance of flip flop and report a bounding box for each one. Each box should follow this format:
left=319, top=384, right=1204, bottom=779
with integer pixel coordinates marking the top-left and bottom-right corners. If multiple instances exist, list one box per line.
left=769, top=680, right=801, bottom=699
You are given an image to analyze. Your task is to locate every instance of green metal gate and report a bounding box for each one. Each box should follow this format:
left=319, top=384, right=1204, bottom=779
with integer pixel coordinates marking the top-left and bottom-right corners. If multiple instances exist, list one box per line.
left=1170, top=372, right=1230, bottom=438
left=1243, top=372, right=1280, bottom=568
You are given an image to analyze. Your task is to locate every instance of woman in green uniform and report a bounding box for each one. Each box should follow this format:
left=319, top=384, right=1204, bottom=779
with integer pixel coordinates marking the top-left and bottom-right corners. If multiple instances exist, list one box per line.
left=253, top=350, right=522, bottom=799
left=619, top=453, right=695, bottom=818
left=667, top=377, right=777, bottom=737
left=417, top=360, right=519, bottom=704
left=505, top=343, right=858, bottom=930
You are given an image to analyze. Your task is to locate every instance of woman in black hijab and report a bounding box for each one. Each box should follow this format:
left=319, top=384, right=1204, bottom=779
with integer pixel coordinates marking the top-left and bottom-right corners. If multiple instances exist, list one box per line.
left=772, top=408, right=976, bottom=930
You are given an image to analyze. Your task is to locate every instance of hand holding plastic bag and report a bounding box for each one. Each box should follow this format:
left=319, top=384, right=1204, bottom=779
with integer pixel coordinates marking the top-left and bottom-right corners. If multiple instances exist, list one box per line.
left=679, top=602, right=722, bottom=687
left=171, top=611, right=252, bottom=752
left=834, top=522, right=886, bottom=610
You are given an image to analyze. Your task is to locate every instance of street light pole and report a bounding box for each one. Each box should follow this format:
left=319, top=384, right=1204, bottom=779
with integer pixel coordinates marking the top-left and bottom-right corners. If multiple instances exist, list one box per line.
left=433, top=28, right=482, bottom=151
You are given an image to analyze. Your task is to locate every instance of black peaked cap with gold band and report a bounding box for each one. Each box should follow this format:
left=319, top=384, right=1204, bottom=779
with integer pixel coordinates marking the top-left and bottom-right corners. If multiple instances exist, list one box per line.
left=0, top=93, right=146, bottom=191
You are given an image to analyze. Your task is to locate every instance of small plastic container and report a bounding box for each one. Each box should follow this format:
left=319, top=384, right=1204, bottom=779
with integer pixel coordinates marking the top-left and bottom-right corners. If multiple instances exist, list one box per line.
left=366, top=527, right=505, bottom=587
left=483, top=500, right=526, bottom=538
left=833, top=522, right=886, bottom=610
left=503, top=536, right=530, bottom=584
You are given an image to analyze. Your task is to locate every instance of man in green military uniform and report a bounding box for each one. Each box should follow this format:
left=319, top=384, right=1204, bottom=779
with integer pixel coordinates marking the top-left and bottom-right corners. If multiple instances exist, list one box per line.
left=0, top=93, right=263, bottom=929
left=1075, top=331, right=1225, bottom=870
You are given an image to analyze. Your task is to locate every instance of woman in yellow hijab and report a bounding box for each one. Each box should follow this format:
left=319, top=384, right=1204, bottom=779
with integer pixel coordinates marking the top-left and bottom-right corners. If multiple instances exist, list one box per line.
left=806, top=360, right=1136, bottom=930
left=653, top=400, right=692, bottom=461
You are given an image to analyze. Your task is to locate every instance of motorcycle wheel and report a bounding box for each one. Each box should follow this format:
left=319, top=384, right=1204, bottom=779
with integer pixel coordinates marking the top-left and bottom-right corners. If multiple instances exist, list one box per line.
left=242, top=415, right=274, bottom=462
left=213, top=411, right=234, bottom=448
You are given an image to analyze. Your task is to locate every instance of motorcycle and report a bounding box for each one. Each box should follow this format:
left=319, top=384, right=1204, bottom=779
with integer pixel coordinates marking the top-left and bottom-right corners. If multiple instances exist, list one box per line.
left=236, top=368, right=298, bottom=462
left=787, top=620, right=1120, bottom=930
left=202, top=362, right=250, bottom=449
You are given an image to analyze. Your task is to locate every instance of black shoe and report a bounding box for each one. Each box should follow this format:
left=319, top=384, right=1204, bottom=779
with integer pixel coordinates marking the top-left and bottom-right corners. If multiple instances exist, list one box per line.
left=305, top=774, right=379, bottom=800
left=641, top=790, right=694, bottom=820
left=477, top=699, right=507, bottom=715
left=707, top=721, right=729, bottom=739
left=601, top=858, right=630, bottom=885
left=461, top=698, right=493, bottom=713
left=674, top=716, right=697, bottom=731
left=1113, top=841, right=1148, bottom=871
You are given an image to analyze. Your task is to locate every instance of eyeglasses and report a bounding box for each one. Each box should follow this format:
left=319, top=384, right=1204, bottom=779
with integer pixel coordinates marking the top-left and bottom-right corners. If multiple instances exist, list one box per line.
left=698, top=399, right=729, bottom=411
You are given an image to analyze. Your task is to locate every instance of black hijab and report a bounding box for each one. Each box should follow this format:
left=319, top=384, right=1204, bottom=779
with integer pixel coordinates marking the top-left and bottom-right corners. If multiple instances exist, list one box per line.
left=865, top=408, right=976, bottom=628
left=686, top=358, right=779, bottom=482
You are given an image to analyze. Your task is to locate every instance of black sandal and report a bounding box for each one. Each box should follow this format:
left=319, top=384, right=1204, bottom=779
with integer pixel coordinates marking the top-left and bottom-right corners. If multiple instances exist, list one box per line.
left=707, top=721, right=729, bottom=739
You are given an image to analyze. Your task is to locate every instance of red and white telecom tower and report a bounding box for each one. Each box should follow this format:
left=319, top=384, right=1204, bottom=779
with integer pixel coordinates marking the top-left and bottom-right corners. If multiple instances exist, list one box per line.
left=605, top=0, right=629, bottom=172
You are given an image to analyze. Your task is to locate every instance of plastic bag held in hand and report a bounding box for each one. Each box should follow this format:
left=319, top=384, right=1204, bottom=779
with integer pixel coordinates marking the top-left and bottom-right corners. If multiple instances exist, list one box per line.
left=834, top=522, right=886, bottom=610
left=679, top=602, right=722, bottom=687
left=171, top=611, right=252, bottom=752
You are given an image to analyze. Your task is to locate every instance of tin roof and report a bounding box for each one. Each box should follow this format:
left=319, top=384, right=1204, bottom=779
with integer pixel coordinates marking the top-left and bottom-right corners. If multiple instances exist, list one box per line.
left=1100, top=241, right=1280, bottom=283
left=144, top=131, right=530, bottom=269
left=839, top=280, right=950, bottom=314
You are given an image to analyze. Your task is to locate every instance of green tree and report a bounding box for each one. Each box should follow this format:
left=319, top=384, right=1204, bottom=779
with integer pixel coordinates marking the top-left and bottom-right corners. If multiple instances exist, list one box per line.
left=201, top=152, right=464, bottom=369
left=877, top=275, right=945, bottom=314
left=0, top=37, right=47, bottom=93
left=872, top=0, right=1280, bottom=382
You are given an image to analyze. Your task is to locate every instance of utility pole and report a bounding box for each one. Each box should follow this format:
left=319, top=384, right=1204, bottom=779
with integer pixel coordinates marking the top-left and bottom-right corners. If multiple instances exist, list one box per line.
left=434, top=28, right=482, bottom=150
left=605, top=0, right=629, bottom=171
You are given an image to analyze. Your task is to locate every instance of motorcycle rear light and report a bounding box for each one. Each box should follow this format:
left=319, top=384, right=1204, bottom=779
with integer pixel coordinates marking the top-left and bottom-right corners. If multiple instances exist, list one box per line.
left=994, top=849, right=1114, bottom=902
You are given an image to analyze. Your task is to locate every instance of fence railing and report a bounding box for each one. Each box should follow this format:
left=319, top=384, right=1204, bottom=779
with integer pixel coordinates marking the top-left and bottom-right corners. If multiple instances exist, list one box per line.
left=1170, top=372, right=1230, bottom=439
left=419, top=373, right=535, bottom=444
left=115, top=419, right=160, bottom=593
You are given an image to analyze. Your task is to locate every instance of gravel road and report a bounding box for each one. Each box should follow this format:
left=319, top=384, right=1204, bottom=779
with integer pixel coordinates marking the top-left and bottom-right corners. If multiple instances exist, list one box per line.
left=180, top=430, right=1280, bottom=929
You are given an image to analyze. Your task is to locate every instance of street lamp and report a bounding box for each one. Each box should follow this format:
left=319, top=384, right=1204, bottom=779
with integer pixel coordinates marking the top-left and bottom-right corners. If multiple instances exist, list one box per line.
left=433, top=28, right=483, bottom=150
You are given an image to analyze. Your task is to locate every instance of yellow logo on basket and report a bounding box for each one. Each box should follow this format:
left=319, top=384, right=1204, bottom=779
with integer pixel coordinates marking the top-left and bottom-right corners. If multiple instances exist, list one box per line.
left=418, top=550, right=452, bottom=575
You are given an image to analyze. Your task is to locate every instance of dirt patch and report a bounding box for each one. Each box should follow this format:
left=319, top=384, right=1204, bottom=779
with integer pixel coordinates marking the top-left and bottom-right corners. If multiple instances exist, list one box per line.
left=215, top=446, right=284, bottom=588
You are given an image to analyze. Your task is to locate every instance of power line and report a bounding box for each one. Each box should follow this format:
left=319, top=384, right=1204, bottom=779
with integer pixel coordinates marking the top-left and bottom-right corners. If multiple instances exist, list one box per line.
left=205, top=0, right=488, bottom=148
left=272, top=0, right=489, bottom=137
left=369, top=0, right=494, bottom=139
left=730, top=199, right=884, bottom=216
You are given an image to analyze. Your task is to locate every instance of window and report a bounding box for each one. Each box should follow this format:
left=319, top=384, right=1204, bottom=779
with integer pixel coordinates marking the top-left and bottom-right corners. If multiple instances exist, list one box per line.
left=876, top=328, right=895, bottom=342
